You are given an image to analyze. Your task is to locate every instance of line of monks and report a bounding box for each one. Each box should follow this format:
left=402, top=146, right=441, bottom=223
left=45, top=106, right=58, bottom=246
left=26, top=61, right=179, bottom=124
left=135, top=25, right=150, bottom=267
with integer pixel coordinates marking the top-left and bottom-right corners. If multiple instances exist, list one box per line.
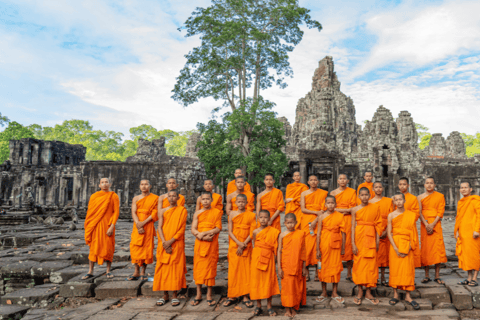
left=83, top=169, right=480, bottom=317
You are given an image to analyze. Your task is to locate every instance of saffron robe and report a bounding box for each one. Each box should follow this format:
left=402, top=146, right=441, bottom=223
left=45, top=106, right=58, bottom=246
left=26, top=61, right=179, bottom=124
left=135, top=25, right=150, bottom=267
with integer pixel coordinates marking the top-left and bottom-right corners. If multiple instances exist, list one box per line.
left=455, top=195, right=480, bottom=271
left=227, top=180, right=251, bottom=196
left=200, top=192, right=224, bottom=214
left=333, top=188, right=357, bottom=261
left=130, top=193, right=159, bottom=265
left=420, top=191, right=447, bottom=266
left=394, top=193, right=421, bottom=268
left=193, top=208, right=223, bottom=286
left=85, top=191, right=120, bottom=265
left=319, top=212, right=345, bottom=283
left=285, top=182, right=309, bottom=227
left=281, top=230, right=307, bottom=310
left=250, top=226, right=281, bottom=300
left=301, top=189, right=328, bottom=266
left=153, top=205, right=188, bottom=291
left=231, top=191, right=256, bottom=212
left=352, top=204, right=382, bottom=288
left=356, top=182, right=375, bottom=204
left=228, top=210, right=257, bottom=298
left=260, top=188, right=285, bottom=231
left=374, top=197, right=394, bottom=267
left=162, top=194, right=185, bottom=208
left=389, top=210, right=417, bottom=291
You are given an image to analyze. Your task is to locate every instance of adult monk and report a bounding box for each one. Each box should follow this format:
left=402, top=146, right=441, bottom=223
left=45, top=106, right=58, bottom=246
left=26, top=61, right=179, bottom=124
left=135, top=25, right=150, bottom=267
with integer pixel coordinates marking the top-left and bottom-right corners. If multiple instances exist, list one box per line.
left=196, top=179, right=223, bottom=214
left=387, top=194, right=420, bottom=310
left=256, top=173, right=285, bottom=231
left=300, top=174, right=328, bottom=282
left=352, top=187, right=382, bottom=306
left=330, top=173, right=357, bottom=281
left=418, top=177, right=447, bottom=284
left=153, top=189, right=188, bottom=307
left=191, top=191, right=223, bottom=306
left=128, top=179, right=159, bottom=281
left=369, top=181, right=394, bottom=286
left=226, top=176, right=255, bottom=215
left=285, top=171, right=308, bottom=227
left=83, top=178, right=119, bottom=280
left=455, top=182, right=480, bottom=286
left=356, top=171, right=375, bottom=204
left=159, top=178, right=185, bottom=208
left=227, top=168, right=251, bottom=195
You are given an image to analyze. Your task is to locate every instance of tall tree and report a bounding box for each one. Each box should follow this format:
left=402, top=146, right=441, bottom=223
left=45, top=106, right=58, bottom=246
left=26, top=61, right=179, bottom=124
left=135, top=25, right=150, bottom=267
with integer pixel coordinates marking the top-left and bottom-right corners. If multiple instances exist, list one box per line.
left=0, top=112, right=10, bottom=127
left=0, top=122, right=35, bottom=163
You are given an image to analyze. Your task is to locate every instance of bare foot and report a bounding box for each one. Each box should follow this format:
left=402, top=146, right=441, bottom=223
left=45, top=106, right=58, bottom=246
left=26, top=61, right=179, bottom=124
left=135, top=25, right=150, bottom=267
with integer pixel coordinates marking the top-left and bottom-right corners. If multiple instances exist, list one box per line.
left=291, top=308, right=297, bottom=317
left=284, top=308, right=292, bottom=317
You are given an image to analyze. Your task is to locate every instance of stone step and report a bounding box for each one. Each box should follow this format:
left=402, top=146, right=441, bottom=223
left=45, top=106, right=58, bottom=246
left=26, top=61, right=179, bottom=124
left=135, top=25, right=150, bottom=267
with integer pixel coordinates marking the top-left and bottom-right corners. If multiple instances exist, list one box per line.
left=0, top=305, right=30, bottom=320
left=0, top=284, right=59, bottom=308
left=95, top=280, right=143, bottom=299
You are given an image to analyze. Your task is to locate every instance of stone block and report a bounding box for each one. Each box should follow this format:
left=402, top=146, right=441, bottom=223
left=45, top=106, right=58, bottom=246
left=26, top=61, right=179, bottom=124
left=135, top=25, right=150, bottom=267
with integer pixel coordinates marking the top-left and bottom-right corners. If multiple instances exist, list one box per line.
left=30, top=260, right=73, bottom=277
left=95, top=280, right=142, bottom=299
left=446, top=283, right=473, bottom=310
left=187, top=279, right=227, bottom=296
left=215, top=313, right=254, bottom=320
left=84, top=310, right=139, bottom=320
left=465, top=285, right=480, bottom=309
left=183, top=294, right=221, bottom=312
left=0, top=284, right=59, bottom=307
left=71, top=251, right=91, bottom=264
left=174, top=313, right=222, bottom=320
left=112, top=251, right=130, bottom=262
left=0, top=261, right=38, bottom=278
left=0, top=305, right=30, bottom=320
left=140, top=281, right=162, bottom=297
left=59, top=282, right=96, bottom=298
left=404, top=298, right=433, bottom=310
left=94, top=268, right=136, bottom=286
left=132, top=312, right=178, bottom=320
left=418, top=287, right=451, bottom=305
left=50, top=265, right=90, bottom=284
left=398, top=308, right=460, bottom=319
left=434, top=302, right=456, bottom=309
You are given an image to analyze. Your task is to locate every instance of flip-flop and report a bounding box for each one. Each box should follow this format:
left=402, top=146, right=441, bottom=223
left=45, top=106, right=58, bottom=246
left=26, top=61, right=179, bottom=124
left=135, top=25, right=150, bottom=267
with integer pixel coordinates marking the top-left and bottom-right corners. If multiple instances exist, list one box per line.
left=316, top=295, right=328, bottom=303
left=106, top=272, right=114, bottom=279
left=381, top=280, right=389, bottom=287
left=353, top=297, right=362, bottom=305
left=389, top=298, right=399, bottom=305
left=171, top=298, right=180, bottom=306
left=468, top=280, right=479, bottom=287
left=139, top=275, right=148, bottom=281
left=125, top=275, right=139, bottom=281
left=421, top=277, right=431, bottom=283
left=333, top=296, right=344, bottom=304
left=242, top=299, right=254, bottom=308
left=81, top=273, right=94, bottom=280
left=458, top=279, right=469, bottom=285
left=268, top=308, right=276, bottom=316
left=254, top=307, right=263, bottom=316
left=223, top=298, right=238, bottom=307
left=156, top=298, right=169, bottom=306
left=434, top=278, right=445, bottom=285
left=409, top=300, right=420, bottom=310
left=365, top=297, right=379, bottom=305
left=190, top=299, right=202, bottom=306
left=207, top=300, right=216, bottom=306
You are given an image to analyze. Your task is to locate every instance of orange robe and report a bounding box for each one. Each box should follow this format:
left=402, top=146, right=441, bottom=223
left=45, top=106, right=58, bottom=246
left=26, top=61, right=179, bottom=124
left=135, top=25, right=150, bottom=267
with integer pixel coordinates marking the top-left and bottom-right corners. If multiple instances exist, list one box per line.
left=260, top=188, right=285, bottom=231
left=162, top=194, right=185, bottom=208
left=130, top=193, right=159, bottom=265
left=250, top=226, right=280, bottom=300
left=394, top=192, right=421, bottom=268
left=356, top=182, right=375, bottom=204
left=228, top=210, right=257, bottom=298
left=374, top=197, right=394, bottom=267
left=153, top=205, right=188, bottom=291
left=231, top=191, right=255, bottom=212
left=319, top=212, right=345, bottom=283
left=227, top=180, right=251, bottom=195
left=389, top=210, right=417, bottom=291
left=455, top=195, right=480, bottom=271
left=193, top=208, right=223, bottom=286
left=352, top=204, right=382, bottom=288
left=281, top=230, right=306, bottom=310
left=200, top=192, right=224, bottom=214
left=301, top=189, right=327, bottom=266
left=85, top=191, right=119, bottom=265
left=333, top=188, right=357, bottom=261
left=420, top=191, right=447, bottom=266
left=285, top=182, right=309, bottom=227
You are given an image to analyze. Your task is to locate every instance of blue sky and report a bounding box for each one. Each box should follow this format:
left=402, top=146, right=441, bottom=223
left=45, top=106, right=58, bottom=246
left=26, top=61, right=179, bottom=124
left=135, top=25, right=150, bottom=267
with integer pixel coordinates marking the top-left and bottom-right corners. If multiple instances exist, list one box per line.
left=1, top=0, right=479, bottom=138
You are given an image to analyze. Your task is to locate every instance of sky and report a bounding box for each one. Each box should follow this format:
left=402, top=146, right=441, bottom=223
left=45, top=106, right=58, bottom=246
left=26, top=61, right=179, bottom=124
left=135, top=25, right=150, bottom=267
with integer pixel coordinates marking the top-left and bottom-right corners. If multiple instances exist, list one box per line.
left=1, top=0, right=479, bottom=139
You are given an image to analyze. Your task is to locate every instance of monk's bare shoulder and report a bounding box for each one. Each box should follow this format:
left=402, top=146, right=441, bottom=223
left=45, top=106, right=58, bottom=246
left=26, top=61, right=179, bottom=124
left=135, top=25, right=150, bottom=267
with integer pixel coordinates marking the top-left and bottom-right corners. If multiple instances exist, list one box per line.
left=417, top=193, right=427, bottom=201
left=279, top=230, right=288, bottom=240
left=226, top=192, right=237, bottom=203
left=301, top=189, right=312, bottom=197
left=330, top=188, right=341, bottom=197
left=132, top=194, right=142, bottom=203
left=252, top=227, right=263, bottom=237
left=229, top=210, right=240, bottom=219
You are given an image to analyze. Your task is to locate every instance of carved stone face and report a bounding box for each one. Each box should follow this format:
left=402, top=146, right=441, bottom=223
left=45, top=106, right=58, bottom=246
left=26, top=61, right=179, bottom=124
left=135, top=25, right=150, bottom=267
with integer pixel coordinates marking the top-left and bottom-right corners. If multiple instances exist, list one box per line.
left=379, top=121, right=389, bottom=134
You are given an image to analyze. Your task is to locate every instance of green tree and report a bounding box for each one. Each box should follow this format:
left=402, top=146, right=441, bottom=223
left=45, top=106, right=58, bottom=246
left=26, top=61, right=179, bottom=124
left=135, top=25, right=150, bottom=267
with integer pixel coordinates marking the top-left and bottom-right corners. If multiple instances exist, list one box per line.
left=0, top=112, right=10, bottom=127
left=461, top=132, right=480, bottom=157
left=0, top=121, right=35, bottom=163
left=415, top=123, right=431, bottom=150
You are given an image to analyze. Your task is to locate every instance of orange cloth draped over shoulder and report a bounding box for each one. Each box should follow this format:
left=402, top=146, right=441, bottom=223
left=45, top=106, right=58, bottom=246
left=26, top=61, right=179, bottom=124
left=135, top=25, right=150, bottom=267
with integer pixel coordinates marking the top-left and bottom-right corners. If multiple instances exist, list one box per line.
left=193, top=208, right=223, bottom=286
left=319, top=212, right=345, bottom=283
left=260, top=188, right=285, bottom=231
left=352, top=204, right=382, bottom=288
left=394, top=193, right=421, bottom=268
left=285, top=182, right=309, bottom=227
left=228, top=210, right=257, bottom=298
left=375, top=197, right=394, bottom=268
left=250, top=226, right=280, bottom=300
left=227, top=180, right=251, bottom=196
left=130, top=193, right=159, bottom=265
left=301, top=189, right=327, bottom=266
left=231, top=191, right=255, bottom=212
left=153, top=205, right=188, bottom=291
left=200, top=192, right=224, bottom=213
left=356, top=182, right=375, bottom=204
left=455, top=195, right=480, bottom=271
left=84, top=191, right=120, bottom=265
left=420, top=191, right=447, bottom=266
left=281, top=230, right=307, bottom=310
left=389, top=210, right=417, bottom=291
left=162, top=194, right=185, bottom=208
left=334, top=188, right=357, bottom=261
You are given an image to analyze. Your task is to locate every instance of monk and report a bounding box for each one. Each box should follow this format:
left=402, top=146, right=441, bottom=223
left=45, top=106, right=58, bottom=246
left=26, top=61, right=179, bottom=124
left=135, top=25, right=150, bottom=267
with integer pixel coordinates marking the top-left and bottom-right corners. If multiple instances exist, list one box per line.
left=278, top=213, right=307, bottom=317
left=300, top=174, right=328, bottom=282
left=330, top=173, right=357, bottom=281
left=285, top=171, right=309, bottom=227
left=387, top=194, right=420, bottom=310
left=455, top=181, right=480, bottom=286
left=196, top=179, right=223, bottom=213
left=226, top=176, right=255, bottom=215
left=128, top=179, right=159, bottom=281
left=153, top=189, right=188, bottom=307
left=83, top=178, right=119, bottom=280
left=356, top=171, right=375, bottom=204
left=352, top=187, right=382, bottom=306
left=223, top=194, right=256, bottom=308
left=251, top=210, right=280, bottom=317
left=191, top=191, right=223, bottom=306
left=369, top=181, right=394, bottom=286
left=159, top=178, right=185, bottom=208
left=316, top=195, right=345, bottom=304
left=418, top=177, right=447, bottom=284
left=256, top=173, right=285, bottom=231
left=227, top=168, right=252, bottom=195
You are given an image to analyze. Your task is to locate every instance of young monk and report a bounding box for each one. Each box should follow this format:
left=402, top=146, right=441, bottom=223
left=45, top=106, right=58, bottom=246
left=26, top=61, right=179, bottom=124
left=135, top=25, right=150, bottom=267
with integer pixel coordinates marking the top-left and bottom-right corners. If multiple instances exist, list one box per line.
left=251, top=210, right=280, bottom=316
left=191, top=191, right=223, bottom=306
left=256, top=173, right=285, bottom=231
left=226, top=176, right=255, bottom=215
left=300, top=174, right=328, bottom=282
left=227, top=168, right=252, bottom=195
left=356, top=171, right=375, bottom=204
left=369, top=181, right=394, bottom=286
left=83, top=178, right=119, bottom=280
left=128, top=179, right=159, bottom=281
left=455, top=182, right=480, bottom=286
left=278, top=213, right=307, bottom=317
left=387, top=193, right=420, bottom=310
left=330, top=173, right=357, bottom=282
left=159, top=178, right=185, bottom=208
left=316, top=195, right=345, bottom=304
left=223, top=194, right=256, bottom=307
left=418, top=177, right=447, bottom=284
left=153, top=189, right=188, bottom=306
left=285, top=171, right=309, bottom=228
left=352, top=187, right=382, bottom=306
left=196, top=179, right=223, bottom=214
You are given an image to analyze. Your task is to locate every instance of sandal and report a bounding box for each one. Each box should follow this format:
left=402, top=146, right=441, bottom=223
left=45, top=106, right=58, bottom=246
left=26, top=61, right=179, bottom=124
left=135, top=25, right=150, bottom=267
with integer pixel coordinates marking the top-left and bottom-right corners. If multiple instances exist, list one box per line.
left=81, top=273, right=94, bottom=280
left=171, top=298, right=180, bottom=306
left=316, top=295, right=328, bottom=303
left=223, top=298, right=238, bottom=307
left=333, top=296, right=344, bottom=304
left=458, top=279, right=469, bottom=285
left=242, top=299, right=254, bottom=308
left=353, top=297, right=362, bottom=305
left=254, top=307, right=263, bottom=316
left=268, top=308, right=276, bottom=316
left=381, top=280, right=389, bottom=287
left=207, top=299, right=216, bottom=306
left=421, top=277, right=431, bottom=283
left=190, top=299, right=202, bottom=306
left=409, top=300, right=420, bottom=310
left=468, top=280, right=479, bottom=287
left=434, top=278, right=445, bottom=285
left=106, top=272, right=114, bottom=279
left=389, top=298, right=399, bottom=305
left=125, top=275, right=139, bottom=281
left=140, top=275, right=148, bottom=281
left=365, top=297, right=379, bottom=305
left=156, top=298, right=169, bottom=306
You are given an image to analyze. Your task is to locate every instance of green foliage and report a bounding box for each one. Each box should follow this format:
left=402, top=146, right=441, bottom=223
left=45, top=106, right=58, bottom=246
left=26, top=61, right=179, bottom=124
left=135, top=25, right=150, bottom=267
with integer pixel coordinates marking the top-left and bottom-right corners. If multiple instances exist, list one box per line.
left=415, top=123, right=431, bottom=150
left=0, top=121, right=35, bottom=163
left=461, top=133, right=480, bottom=157
left=0, top=112, right=10, bottom=127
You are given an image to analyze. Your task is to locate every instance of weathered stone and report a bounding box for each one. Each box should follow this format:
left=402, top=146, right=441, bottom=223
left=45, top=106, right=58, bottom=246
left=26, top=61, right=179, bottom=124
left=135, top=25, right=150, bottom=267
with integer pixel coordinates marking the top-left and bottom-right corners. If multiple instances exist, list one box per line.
left=465, top=285, right=480, bottom=309
left=140, top=281, right=162, bottom=297
left=84, top=310, right=139, bottom=320
left=397, top=308, right=460, bottom=319
left=94, top=280, right=142, bottom=299
left=59, top=282, right=95, bottom=298
left=0, top=305, right=30, bottom=320
left=30, top=260, right=73, bottom=277
left=0, top=261, right=38, bottom=278
left=434, top=302, right=456, bottom=309
left=131, top=312, right=178, bottom=320
left=418, top=287, right=451, bottom=305
left=50, top=265, right=91, bottom=284
left=0, top=284, right=59, bottom=307
left=446, top=283, right=473, bottom=310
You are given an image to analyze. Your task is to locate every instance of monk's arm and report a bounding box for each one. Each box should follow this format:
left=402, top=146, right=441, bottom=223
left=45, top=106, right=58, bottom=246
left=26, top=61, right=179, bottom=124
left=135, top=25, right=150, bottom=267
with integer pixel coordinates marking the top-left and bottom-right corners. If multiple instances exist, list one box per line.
left=157, top=210, right=166, bottom=243
left=417, top=196, right=429, bottom=228
left=386, top=214, right=400, bottom=255
left=226, top=195, right=233, bottom=216
left=191, top=213, right=202, bottom=239
left=300, top=193, right=320, bottom=216
left=316, top=216, right=323, bottom=259
left=256, top=194, right=262, bottom=216
left=277, top=233, right=284, bottom=279
left=106, top=195, right=120, bottom=236
left=131, top=197, right=139, bottom=225
left=430, top=197, right=445, bottom=228
left=351, top=209, right=357, bottom=254
left=336, top=208, right=351, bottom=215
left=228, top=214, right=245, bottom=248
left=195, top=196, right=201, bottom=211
left=341, top=232, right=346, bottom=255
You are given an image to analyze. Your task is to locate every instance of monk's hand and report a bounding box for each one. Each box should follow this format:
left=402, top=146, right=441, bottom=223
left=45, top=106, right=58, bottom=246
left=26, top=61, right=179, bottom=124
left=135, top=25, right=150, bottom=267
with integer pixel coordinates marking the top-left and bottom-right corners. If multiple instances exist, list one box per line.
left=426, top=223, right=434, bottom=234
left=302, top=266, right=308, bottom=277
left=267, top=219, right=273, bottom=226
left=316, top=250, right=321, bottom=260
left=380, top=230, right=387, bottom=239
left=341, top=249, right=345, bottom=255
left=204, top=234, right=214, bottom=242
left=166, top=247, right=173, bottom=254
left=136, top=221, right=144, bottom=229
left=106, top=225, right=115, bottom=237
left=236, top=246, right=244, bottom=256
left=352, top=244, right=358, bottom=255
left=278, top=268, right=284, bottom=279
left=474, top=231, right=480, bottom=239
left=137, top=227, right=145, bottom=234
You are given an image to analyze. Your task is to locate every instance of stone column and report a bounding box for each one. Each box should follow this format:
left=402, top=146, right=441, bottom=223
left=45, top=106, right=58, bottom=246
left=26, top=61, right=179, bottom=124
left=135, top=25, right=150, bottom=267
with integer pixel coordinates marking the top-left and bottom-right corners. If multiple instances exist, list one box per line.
left=299, top=160, right=307, bottom=185
left=59, top=178, right=67, bottom=206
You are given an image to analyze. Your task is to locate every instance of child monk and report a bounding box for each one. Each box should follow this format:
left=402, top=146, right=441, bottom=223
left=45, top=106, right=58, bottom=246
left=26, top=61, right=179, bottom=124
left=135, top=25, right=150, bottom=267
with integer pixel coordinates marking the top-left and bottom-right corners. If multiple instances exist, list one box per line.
left=223, top=194, right=256, bottom=307
left=153, top=189, right=188, bottom=306
left=316, top=195, right=345, bottom=304
left=227, top=168, right=252, bottom=195
left=83, top=178, right=119, bottom=280
left=251, top=210, right=280, bottom=316
left=159, top=178, right=185, bottom=208
left=285, top=171, right=308, bottom=227
left=196, top=179, right=223, bottom=213
left=226, top=176, right=255, bottom=215
left=356, top=171, right=375, bottom=204
left=191, top=191, right=223, bottom=306
left=128, top=179, right=159, bottom=281
left=278, top=213, right=307, bottom=317
left=256, top=173, right=285, bottom=231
